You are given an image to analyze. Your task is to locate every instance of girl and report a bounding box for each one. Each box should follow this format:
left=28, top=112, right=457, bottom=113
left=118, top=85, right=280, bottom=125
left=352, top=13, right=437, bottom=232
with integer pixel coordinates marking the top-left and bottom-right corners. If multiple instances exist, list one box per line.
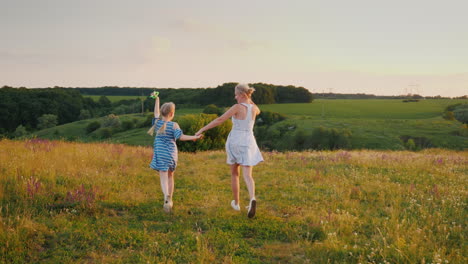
left=148, top=95, right=202, bottom=212
left=196, top=83, right=263, bottom=218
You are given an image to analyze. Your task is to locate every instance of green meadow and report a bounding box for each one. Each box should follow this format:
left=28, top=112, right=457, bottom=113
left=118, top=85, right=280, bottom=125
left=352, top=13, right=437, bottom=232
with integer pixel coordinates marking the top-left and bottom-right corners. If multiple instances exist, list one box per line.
left=260, top=99, right=461, bottom=119
left=34, top=99, right=468, bottom=150
left=260, top=99, right=468, bottom=150
left=1, top=140, right=466, bottom=263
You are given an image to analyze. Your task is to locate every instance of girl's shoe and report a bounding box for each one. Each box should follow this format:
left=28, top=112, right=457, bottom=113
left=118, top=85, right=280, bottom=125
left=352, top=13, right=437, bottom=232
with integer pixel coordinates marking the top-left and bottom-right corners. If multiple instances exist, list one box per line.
left=163, top=196, right=173, bottom=213
left=247, top=199, right=257, bottom=218
left=231, top=200, right=240, bottom=211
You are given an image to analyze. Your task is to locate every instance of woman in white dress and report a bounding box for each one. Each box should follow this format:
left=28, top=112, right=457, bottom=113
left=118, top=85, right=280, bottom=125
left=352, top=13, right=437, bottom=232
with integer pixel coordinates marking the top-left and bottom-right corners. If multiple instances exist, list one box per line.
left=196, top=83, right=263, bottom=218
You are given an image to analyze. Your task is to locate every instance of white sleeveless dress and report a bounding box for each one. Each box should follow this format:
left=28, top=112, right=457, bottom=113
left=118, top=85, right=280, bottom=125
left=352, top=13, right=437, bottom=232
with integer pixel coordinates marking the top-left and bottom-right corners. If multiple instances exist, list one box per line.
left=226, top=103, right=264, bottom=166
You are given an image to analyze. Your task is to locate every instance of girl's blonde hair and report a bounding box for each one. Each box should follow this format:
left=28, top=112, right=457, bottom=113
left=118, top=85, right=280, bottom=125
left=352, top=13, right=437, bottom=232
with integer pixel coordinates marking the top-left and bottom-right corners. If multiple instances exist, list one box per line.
left=235, top=83, right=255, bottom=98
left=147, top=102, right=175, bottom=136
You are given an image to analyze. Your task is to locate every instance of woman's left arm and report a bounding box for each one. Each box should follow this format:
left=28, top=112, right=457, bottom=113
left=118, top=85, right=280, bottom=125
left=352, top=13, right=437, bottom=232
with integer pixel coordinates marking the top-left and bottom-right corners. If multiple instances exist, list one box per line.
left=195, top=105, right=238, bottom=136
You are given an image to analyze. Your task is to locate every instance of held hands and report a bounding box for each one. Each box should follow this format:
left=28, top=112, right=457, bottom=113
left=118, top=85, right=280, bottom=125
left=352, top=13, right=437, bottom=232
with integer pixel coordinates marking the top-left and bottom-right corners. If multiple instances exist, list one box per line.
left=193, top=133, right=204, bottom=141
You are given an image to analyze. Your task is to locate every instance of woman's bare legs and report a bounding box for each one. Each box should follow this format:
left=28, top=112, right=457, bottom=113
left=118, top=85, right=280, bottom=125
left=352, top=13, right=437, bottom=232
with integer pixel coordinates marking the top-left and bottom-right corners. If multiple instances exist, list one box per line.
left=230, top=164, right=240, bottom=205
left=242, top=165, right=256, bottom=218
left=241, top=166, right=255, bottom=200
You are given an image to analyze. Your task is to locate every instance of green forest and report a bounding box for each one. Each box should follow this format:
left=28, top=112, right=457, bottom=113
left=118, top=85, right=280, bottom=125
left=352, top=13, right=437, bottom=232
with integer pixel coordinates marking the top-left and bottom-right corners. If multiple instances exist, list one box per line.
left=0, top=83, right=313, bottom=135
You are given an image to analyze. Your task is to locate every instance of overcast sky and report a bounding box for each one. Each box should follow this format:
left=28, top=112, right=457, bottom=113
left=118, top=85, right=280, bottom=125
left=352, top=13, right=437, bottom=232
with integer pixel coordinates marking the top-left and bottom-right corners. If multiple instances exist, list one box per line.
left=1, top=0, right=467, bottom=96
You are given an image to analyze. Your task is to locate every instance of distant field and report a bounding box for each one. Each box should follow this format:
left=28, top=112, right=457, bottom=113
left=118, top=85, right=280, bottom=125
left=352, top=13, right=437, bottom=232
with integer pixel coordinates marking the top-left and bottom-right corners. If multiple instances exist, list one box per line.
left=84, top=95, right=147, bottom=102
left=1, top=140, right=466, bottom=263
left=260, top=99, right=468, bottom=150
left=33, top=99, right=467, bottom=150
left=260, top=99, right=467, bottom=119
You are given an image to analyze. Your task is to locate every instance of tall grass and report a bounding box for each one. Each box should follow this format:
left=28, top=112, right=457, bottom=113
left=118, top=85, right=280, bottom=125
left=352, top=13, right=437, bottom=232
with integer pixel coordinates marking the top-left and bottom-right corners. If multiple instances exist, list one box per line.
left=1, top=139, right=466, bottom=263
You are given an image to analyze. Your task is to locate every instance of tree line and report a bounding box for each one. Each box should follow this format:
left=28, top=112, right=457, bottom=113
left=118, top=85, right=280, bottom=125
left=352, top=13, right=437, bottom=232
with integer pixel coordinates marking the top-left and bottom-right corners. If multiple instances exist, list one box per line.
left=313, top=93, right=466, bottom=99
left=0, top=83, right=313, bottom=135
left=66, top=82, right=314, bottom=106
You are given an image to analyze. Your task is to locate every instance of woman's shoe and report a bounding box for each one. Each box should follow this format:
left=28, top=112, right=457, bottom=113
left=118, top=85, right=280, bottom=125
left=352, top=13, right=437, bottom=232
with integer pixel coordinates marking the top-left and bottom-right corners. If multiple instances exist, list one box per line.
left=247, top=199, right=256, bottom=218
left=231, top=200, right=240, bottom=211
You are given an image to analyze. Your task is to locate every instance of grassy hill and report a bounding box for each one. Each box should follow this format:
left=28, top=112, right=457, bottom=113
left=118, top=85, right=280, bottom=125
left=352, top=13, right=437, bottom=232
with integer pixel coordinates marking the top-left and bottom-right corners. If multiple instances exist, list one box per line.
left=33, top=99, right=468, bottom=150
left=1, top=140, right=466, bottom=263
left=34, top=108, right=203, bottom=146
left=260, top=99, right=461, bottom=119
left=261, top=99, right=468, bottom=150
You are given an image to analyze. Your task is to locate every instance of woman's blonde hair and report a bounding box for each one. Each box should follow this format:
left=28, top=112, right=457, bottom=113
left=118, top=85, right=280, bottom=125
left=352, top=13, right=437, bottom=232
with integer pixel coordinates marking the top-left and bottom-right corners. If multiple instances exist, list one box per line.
left=235, top=83, right=255, bottom=98
left=147, top=102, right=175, bottom=136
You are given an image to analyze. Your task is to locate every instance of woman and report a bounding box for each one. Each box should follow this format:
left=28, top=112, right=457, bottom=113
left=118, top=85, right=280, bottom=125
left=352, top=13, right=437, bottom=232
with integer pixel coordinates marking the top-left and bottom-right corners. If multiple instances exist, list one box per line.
left=196, top=83, right=263, bottom=218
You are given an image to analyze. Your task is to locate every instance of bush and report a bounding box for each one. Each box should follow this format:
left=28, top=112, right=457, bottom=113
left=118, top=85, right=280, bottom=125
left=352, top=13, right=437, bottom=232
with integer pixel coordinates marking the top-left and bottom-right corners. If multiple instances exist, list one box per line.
left=203, top=104, right=223, bottom=116
left=37, top=114, right=58, bottom=130
left=256, top=111, right=287, bottom=126
left=307, top=127, right=352, bottom=150
left=455, top=125, right=468, bottom=137
left=99, top=128, right=113, bottom=139
left=176, top=113, right=232, bottom=152
left=255, top=120, right=296, bottom=150
left=13, top=125, right=27, bottom=138
left=444, top=103, right=468, bottom=123
left=405, top=138, right=416, bottom=150
left=443, top=111, right=455, bottom=120
left=138, top=114, right=154, bottom=128
left=256, top=124, right=352, bottom=151
left=79, top=109, right=92, bottom=120
left=102, top=114, right=121, bottom=128
left=293, top=129, right=308, bottom=150
left=121, top=120, right=134, bottom=130
left=453, top=108, right=468, bottom=124
left=445, top=103, right=463, bottom=112
left=86, top=121, right=101, bottom=134
left=111, top=103, right=140, bottom=115
left=98, top=96, right=112, bottom=108
left=399, top=135, right=433, bottom=149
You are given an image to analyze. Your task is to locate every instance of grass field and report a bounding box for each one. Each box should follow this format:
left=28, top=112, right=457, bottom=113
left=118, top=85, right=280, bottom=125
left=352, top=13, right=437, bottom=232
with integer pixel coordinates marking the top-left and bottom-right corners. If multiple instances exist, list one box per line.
left=0, top=139, right=466, bottom=263
left=261, top=99, right=468, bottom=150
left=33, top=99, right=468, bottom=150
left=260, top=99, right=465, bottom=119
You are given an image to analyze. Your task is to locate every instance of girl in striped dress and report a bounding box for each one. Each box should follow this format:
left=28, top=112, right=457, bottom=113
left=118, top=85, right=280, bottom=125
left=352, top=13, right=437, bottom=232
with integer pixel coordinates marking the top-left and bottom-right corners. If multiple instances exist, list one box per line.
left=148, top=95, right=202, bottom=212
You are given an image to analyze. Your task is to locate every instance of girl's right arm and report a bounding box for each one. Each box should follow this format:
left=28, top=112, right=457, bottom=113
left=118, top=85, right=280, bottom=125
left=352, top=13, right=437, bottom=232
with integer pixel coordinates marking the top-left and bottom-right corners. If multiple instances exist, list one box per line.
left=179, top=134, right=203, bottom=141
left=154, top=97, right=160, bottom=118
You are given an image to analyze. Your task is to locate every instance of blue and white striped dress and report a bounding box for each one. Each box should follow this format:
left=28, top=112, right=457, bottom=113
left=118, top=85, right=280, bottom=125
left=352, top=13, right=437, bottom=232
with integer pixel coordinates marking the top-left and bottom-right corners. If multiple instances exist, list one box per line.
left=149, top=118, right=183, bottom=171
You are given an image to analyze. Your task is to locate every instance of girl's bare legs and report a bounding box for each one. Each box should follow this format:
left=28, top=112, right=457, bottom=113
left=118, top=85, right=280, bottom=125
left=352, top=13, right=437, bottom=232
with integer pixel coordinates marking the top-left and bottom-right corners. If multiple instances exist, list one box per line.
left=241, top=166, right=255, bottom=200
left=159, top=171, right=171, bottom=212
left=159, top=171, right=169, bottom=198
left=230, top=164, right=240, bottom=205
left=167, top=170, right=174, bottom=205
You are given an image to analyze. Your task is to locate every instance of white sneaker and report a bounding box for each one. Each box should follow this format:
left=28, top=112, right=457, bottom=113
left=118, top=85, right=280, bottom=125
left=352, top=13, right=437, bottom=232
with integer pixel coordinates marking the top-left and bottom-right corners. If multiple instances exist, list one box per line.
left=163, top=196, right=173, bottom=213
left=231, top=200, right=240, bottom=211
left=247, top=199, right=257, bottom=218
